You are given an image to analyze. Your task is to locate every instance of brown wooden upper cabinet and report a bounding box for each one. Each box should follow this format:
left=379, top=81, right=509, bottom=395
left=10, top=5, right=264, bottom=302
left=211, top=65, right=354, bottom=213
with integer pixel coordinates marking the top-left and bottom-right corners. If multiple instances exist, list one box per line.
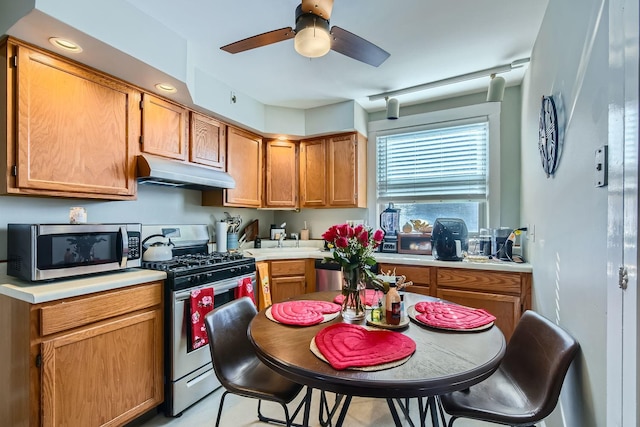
left=264, top=139, right=298, bottom=209
left=299, top=138, right=327, bottom=207
left=1, top=37, right=139, bottom=200
left=140, top=93, right=188, bottom=161
left=190, top=112, right=226, bottom=170
left=203, top=126, right=262, bottom=207
left=299, top=132, right=367, bottom=208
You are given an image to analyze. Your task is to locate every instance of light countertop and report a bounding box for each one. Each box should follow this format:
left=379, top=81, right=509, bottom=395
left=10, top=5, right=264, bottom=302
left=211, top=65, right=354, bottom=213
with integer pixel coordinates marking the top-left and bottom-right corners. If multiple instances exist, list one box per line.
left=0, top=269, right=167, bottom=304
left=243, top=245, right=532, bottom=273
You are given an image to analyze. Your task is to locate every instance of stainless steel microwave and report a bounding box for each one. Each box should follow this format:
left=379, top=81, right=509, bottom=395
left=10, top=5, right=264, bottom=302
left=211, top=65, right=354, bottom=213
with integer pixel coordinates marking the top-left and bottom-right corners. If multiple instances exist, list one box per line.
left=7, top=223, right=142, bottom=282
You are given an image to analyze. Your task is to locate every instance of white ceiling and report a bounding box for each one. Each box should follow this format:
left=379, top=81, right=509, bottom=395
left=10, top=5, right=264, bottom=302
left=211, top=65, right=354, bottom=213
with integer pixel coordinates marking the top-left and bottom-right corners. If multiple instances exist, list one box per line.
left=3, top=1, right=548, bottom=116
left=123, top=0, right=549, bottom=113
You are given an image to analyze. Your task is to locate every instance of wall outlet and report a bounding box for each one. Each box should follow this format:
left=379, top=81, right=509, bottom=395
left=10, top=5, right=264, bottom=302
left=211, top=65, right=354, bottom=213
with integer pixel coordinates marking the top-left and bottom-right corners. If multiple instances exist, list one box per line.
left=230, top=91, right=237, bottom=104
left=527, top=224, right=536, bottom=242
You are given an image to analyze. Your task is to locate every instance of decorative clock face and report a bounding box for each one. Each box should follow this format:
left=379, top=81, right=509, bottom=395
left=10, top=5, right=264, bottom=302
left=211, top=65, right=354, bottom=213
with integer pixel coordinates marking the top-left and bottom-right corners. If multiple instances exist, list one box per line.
left=538, top=95, right=559, bottom=177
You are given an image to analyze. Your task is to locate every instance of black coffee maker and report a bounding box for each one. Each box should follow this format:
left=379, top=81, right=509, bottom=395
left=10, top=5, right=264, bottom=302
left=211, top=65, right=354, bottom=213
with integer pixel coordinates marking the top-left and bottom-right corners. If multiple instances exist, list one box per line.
left=380, top=203, right=400, bottom=253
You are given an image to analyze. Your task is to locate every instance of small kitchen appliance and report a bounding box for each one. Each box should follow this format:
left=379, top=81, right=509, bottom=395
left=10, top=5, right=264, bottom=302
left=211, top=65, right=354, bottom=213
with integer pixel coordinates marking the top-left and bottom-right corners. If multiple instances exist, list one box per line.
left=380, top=203, right=400, bottom=253
left=7, top=223, right=142, bottom=281
left=493, top=227, right=512, bottom=260
left=431, top=218, right=469, bottom=261
left=139, top=224, right=256, bottom=417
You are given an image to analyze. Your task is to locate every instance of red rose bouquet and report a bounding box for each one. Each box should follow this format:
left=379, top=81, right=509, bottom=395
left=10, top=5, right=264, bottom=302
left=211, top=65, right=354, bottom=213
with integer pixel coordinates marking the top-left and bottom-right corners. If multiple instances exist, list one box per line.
left=321, top=223, right=386, bottom=320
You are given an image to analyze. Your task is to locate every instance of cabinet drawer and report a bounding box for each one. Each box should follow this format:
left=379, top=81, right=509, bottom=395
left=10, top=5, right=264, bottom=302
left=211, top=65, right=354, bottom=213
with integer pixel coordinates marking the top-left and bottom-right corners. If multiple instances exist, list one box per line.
left=270, top=260, right=306, bottom=276
left=378, top=264, right=431, bottom=285
left=39, top=282, right=163, bottom=336
left=437, top=268, right=521, bottom=295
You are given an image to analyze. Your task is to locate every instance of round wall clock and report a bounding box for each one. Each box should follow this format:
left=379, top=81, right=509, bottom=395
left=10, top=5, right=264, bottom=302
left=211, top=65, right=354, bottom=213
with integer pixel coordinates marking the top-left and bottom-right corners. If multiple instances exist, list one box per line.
left=538, top=95, right=559, bottom=177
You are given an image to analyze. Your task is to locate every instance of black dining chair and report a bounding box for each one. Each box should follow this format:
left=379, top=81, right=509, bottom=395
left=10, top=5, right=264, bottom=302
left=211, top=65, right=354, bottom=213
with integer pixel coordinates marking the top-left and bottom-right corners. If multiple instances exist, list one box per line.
left=204, top=297, right=309, bottom=427
left=438, top=310, right=580, bottom=427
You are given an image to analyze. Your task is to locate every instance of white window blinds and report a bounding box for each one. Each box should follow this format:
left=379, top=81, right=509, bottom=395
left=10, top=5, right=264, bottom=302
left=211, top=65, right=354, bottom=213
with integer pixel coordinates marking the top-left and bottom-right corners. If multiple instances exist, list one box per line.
left=377, top=121, right=489, bottom=201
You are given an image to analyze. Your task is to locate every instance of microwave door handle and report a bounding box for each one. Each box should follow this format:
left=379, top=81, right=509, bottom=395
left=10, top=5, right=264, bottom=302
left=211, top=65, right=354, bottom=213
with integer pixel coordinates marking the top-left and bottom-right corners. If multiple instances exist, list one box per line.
left=117, top=226, right=129, bottom=267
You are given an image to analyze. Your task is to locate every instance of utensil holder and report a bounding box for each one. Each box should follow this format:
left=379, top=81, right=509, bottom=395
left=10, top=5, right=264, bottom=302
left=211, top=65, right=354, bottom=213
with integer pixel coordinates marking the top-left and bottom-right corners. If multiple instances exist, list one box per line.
left=227, top=233, right=239, bottom=251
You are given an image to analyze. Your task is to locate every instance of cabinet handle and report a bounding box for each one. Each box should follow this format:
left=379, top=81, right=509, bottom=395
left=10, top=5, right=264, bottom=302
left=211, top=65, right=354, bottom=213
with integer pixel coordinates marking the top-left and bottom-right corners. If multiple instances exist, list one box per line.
left=35, top=354, right=42, bottom=368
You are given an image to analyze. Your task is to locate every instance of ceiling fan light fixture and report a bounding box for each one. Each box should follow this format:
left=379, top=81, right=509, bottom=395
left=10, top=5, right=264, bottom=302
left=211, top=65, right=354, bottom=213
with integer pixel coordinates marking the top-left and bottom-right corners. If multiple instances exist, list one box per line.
left=294, top=14, right=331, bottom=58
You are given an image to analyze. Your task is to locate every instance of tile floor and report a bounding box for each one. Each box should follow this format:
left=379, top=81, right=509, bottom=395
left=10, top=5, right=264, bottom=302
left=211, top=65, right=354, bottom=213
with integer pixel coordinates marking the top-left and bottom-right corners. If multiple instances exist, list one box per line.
left=134, top=387, right=494, bottom=427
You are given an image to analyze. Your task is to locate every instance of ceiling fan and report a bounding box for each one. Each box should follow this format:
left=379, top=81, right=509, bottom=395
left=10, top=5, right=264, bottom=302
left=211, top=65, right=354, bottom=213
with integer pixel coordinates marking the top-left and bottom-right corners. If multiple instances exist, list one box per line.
left=220, top=0, right=390, bottom=67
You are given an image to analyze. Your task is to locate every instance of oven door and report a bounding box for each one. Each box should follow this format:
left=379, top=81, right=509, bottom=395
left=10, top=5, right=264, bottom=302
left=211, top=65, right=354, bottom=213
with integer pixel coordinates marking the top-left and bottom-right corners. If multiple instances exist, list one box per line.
left=170, top=273, right=255, bottom=382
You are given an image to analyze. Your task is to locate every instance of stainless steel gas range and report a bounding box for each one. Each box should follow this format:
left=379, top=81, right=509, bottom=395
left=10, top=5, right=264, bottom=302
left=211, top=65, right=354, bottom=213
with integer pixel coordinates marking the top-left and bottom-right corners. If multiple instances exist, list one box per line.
left=140, top=225, right=256, bottom=417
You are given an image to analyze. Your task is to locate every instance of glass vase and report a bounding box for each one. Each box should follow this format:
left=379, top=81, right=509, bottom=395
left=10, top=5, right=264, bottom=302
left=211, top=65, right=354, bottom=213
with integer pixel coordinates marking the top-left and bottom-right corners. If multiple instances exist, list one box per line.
left=341, top=268, right=367, bottom=321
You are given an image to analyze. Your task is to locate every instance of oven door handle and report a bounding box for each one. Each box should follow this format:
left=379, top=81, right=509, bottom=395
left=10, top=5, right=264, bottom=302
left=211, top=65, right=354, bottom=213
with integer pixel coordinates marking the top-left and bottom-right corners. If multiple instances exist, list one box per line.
left=174, top=279, right=249, bottom=301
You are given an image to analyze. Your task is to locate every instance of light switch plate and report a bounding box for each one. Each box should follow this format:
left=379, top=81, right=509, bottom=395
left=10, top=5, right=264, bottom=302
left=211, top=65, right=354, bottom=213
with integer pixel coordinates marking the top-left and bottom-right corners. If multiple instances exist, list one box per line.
left=595, top=145, right=608, bottom=187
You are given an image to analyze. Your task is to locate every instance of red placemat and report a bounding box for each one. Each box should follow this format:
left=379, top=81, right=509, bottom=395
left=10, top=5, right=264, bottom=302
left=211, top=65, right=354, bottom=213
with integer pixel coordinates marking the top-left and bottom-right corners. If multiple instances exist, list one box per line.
left=314, top=323, right=416, bottom=370
left=333, top=289, right=382, bottom=307
left=413, top=301, right=496, bottom=330
left=269, top=300, right=341, bottom=326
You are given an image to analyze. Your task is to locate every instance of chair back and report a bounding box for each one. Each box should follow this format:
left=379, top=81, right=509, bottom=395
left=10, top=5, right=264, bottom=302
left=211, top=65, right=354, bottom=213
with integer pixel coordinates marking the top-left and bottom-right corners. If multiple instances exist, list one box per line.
left=500, top=310, right=579, bottom=419
left=204, top=297, right=258, bottom=384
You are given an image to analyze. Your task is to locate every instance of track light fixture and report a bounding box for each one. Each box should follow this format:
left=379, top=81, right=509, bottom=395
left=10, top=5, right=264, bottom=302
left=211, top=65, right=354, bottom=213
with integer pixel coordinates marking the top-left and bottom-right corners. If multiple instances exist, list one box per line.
left=486, top=73, right=506, bottom=102
left=386, top=97, right=399, bottom=120
left=369, top=58, right=530, bottom=102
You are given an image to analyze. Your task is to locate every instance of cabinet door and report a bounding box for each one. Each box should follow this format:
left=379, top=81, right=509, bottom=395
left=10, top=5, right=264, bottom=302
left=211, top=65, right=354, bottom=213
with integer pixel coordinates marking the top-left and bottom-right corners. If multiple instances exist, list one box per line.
left=265, top=140, right=297, bottom=208
left=378, top=263, right=432, bottom=296
left=299, top=139, right=327, bottom=207
left=12, top=44, right=138, bottom=199
left=271, top=276, right=306, bottom=303
left=224, top=127, right=262, bottom=207
left=328, top=133, right=366, bottom=207
left=436, top=288, right=521, bottom=341
left=40, top=308, right=163, bottom=427
left=141, top=93, right=188, bottom=160
left=190, top=112, right=226, bottom=170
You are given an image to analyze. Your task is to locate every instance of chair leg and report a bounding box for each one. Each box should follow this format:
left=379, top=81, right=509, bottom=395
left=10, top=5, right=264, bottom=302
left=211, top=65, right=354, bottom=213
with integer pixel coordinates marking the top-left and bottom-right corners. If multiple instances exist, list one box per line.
left=215, top=390, right=230, bottom=427
left=256, top=387, right=313, bottom=427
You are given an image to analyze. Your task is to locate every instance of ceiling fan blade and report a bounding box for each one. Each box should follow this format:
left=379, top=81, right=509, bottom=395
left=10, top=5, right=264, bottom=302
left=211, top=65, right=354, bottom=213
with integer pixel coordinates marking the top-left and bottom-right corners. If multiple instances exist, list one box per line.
left=330, top=26, right=390, bottom=67
left=301, top=0, right=334, bottom=20
left=221, top=27, right=295, bottom=54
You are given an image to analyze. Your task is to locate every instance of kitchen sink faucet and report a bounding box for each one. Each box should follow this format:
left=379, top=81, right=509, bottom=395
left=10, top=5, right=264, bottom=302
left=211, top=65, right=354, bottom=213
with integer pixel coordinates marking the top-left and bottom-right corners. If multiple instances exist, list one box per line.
left=291, top=233, right=299, bottom=247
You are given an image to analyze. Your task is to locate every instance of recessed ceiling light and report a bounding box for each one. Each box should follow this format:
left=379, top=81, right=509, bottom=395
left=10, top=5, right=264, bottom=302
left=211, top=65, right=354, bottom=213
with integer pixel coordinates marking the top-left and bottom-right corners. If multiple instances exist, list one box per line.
left=155, top=83, right=177, bottom=93
left=48, top=37, right=83, bottom=53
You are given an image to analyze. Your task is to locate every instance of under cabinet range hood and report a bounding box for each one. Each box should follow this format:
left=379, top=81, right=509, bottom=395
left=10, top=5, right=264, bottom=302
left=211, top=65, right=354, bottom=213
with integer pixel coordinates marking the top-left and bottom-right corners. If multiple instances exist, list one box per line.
left=137, top=154, right=236, bottom=190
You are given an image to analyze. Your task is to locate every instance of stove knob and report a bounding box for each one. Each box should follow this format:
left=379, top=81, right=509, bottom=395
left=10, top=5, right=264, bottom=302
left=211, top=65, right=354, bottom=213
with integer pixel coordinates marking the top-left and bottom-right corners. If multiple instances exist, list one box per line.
left=195, top=274, right=202, bottom=284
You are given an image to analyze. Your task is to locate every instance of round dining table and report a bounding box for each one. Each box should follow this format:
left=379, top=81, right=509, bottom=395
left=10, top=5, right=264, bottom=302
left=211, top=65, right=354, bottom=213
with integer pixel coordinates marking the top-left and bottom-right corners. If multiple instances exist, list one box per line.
left=248, top=291, right=506, bottom=427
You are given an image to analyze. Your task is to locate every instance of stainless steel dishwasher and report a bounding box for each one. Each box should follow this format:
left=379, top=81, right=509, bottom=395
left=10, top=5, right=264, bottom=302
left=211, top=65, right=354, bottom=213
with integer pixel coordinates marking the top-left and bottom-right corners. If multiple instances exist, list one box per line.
left=315, top=258, right=343, bottom=291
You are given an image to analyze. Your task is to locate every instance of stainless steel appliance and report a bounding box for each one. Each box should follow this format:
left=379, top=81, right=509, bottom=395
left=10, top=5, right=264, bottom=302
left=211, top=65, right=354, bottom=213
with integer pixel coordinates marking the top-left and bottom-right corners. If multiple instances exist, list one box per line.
left=380, top=203, right=400, bottom=253
left=140, top=224, right=256, bottom=417
left=315, top=259, right=343, bottom=291
left=7, top=223, right=142, bottom=281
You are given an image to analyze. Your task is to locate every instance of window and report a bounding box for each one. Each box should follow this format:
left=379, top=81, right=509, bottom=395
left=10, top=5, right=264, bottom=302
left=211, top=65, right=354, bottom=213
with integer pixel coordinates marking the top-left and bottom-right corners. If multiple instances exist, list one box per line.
left=369, top=103, right=501, bottom=234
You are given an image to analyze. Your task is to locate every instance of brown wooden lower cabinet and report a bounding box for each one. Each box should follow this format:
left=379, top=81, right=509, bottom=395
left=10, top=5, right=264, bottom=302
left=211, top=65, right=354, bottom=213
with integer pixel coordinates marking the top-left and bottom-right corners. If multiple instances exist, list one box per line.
left=378, top=264, right=432, bottom=296
left=0, top=281, right=164, bottom=427
left=270, top=259, right=307, bottom=303
left=377, top=263, right=531, bottom=341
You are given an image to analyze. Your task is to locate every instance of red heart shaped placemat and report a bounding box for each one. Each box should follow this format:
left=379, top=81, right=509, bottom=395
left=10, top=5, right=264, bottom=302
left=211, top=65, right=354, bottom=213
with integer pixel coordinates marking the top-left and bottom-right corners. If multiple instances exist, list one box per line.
left=314, top=323, right=416, bottom=370
left=270, top=300, right=341, bottom=326
left=414, top=301, right=495, bottom=330
left=333, top=289, right=382, bottom=307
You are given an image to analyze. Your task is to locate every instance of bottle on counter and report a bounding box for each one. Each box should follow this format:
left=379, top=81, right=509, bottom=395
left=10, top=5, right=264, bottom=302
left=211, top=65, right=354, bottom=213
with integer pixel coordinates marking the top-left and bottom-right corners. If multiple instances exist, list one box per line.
left=385, top=282, right=401, bottom=325
left=371, top=300, right=383, bottom=322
